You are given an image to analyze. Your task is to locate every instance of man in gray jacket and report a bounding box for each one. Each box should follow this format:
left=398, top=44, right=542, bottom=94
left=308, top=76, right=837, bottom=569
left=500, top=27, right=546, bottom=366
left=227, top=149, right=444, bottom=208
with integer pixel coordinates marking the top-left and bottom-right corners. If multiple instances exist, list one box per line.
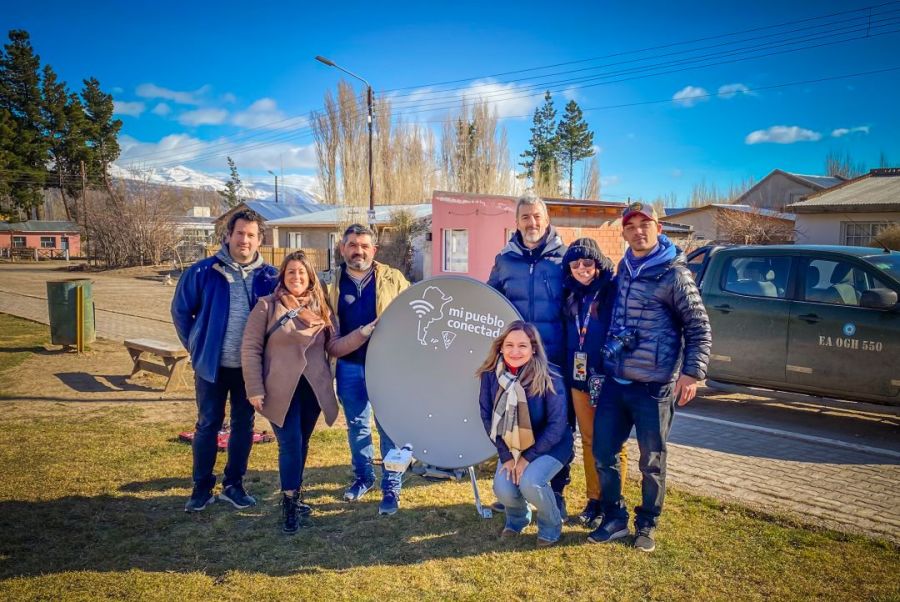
left=587, top=202, right=711, bottom=552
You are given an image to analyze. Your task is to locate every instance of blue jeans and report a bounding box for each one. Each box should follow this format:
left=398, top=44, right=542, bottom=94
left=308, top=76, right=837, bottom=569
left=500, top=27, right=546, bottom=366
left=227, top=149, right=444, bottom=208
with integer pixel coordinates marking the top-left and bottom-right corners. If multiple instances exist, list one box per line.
left=492, top=455, right=564, bottom=542
left=335, top=359, right=401, bottom=494
left=271, top=376, right=321, bottom=492
left=192, top=367, right=256, bottom=491
left=593, top=378, right=675, bottom=528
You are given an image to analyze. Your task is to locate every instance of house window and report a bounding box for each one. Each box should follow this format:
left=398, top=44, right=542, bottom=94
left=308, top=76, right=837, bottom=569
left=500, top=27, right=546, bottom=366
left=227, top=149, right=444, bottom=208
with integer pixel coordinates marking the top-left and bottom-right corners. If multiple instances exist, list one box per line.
left=328, top=232, right=338, bottom=269
left=443, top=229, right=468, bottom=272
left=289, top=232, right=302, bottom=249
left=841, top=222, right=894, bottom=247
left=40, top=236, right=55, bottom=248
left=12, top=236, right=25, bottom=248
left=60, top=236, right=69, bottom=250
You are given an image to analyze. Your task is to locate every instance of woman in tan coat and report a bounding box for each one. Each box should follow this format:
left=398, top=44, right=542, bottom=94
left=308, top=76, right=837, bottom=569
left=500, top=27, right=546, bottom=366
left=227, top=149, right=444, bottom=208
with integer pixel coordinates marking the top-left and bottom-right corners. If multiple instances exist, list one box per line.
left=241, top=250, right=372, bottom=534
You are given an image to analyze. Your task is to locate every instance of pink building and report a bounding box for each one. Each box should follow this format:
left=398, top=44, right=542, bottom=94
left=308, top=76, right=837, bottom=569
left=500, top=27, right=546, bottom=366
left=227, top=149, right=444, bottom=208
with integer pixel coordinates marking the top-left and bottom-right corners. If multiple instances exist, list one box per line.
left=431, top=190, right=626, bottom=282
left=0, top=220, right=81, bottom=257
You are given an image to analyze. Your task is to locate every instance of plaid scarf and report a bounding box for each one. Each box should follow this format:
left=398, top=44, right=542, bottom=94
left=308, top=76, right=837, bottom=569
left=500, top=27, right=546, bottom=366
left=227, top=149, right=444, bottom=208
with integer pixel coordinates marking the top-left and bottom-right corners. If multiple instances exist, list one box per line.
left=489, top=359, right=535, bottom=462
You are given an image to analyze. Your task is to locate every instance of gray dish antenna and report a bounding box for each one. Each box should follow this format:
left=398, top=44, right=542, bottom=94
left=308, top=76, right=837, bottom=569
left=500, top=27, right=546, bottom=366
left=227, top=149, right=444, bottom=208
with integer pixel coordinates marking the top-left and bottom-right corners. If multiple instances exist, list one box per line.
left=366, top=276, right=521, bottom=470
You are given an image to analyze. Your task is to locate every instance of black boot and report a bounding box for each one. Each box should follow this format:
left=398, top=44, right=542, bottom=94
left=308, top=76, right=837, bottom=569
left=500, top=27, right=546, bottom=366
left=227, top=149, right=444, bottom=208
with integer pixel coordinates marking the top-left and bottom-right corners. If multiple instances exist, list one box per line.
left=282, top=491, right=300, bottom=534
left=297, top=486, right=312, bottom=517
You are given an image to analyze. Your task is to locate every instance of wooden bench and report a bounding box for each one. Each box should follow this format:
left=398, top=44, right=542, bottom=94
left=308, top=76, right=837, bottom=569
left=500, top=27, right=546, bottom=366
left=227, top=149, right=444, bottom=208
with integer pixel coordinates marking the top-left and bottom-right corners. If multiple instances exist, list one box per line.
left=124, top=338, right=189, bottom=392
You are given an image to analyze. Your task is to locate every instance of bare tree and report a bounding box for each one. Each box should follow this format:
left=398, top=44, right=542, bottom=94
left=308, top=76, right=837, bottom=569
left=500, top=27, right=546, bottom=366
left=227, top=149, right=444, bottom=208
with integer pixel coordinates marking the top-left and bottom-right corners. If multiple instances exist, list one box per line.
left=825, top=149, right=867, bottom=179
left=376, top=208, right=429, bottom=278
left=440, top=100, right=515, bottom=195
left=715, top=207, right=795, bottom=244
left=312, top=91, right=340, bottom=205
left=578, top=156, right=600, bottom=200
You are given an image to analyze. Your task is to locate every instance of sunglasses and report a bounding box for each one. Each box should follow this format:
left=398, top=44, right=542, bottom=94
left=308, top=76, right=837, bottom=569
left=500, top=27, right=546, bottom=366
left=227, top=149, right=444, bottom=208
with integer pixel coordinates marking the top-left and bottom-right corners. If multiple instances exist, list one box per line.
left=569, top=258, right=596, bottom=269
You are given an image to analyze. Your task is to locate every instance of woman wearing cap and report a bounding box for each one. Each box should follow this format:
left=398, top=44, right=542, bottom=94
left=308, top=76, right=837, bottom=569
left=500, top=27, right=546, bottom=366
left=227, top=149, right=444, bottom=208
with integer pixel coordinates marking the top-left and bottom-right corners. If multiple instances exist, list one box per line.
left=477, top=321, right=573, bottom=547
left=241, top=250, right=375, bottom=534
left=562, top=237, right=627, bottom=528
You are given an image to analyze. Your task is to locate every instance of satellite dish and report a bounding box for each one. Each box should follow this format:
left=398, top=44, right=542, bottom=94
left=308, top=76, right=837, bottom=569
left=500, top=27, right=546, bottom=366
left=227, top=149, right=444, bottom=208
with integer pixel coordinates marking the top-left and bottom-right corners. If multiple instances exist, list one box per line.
left=366, top=276, right=522, bottom=469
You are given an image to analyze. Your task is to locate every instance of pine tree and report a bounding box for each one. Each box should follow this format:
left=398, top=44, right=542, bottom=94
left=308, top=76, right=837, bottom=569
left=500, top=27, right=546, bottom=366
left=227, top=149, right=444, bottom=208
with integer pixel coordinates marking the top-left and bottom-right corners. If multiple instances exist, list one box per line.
left=519, top=91, right=559, bottom=194
left=218, top=156, right=243, bottom=208
left=41, top=65, right=89, bottom=220
left=0, top=30, right=49, bottom=218
left=556, top=100, right=595, bottom=198
left=81, top=77, right=122, bottom=191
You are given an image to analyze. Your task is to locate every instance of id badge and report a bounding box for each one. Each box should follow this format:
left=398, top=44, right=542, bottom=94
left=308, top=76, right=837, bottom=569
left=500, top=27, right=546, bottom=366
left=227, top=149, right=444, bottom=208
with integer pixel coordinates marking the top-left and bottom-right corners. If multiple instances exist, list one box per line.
left=573, top=351, right=588, bottom=382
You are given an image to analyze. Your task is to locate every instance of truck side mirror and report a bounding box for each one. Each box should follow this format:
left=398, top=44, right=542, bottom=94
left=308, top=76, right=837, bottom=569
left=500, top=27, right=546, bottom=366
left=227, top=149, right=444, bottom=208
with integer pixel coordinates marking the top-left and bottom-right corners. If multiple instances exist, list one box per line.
left=860, top=288, right=899, bottom=310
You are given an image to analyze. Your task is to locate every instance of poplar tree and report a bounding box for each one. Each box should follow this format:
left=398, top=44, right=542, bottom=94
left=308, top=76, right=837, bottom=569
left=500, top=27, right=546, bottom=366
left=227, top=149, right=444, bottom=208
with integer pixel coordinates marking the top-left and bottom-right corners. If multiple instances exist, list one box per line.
left=556, top=100, right=594, bottom=198
left=519, top=91, right=559, bottom=194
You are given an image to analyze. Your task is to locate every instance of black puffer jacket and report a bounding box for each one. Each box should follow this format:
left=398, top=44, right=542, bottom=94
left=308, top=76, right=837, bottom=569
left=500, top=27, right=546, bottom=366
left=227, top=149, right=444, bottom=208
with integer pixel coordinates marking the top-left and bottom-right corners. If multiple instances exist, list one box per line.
left=487, top=227, right=567, bottom=365
left=563, top=259, right=616, bottom=392
left=604, top=240, right=711, bottom=384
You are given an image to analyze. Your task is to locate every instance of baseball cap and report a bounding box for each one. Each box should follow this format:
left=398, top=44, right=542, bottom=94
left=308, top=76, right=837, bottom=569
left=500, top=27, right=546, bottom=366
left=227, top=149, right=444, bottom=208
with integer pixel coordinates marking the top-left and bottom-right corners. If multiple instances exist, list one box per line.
left=621, top=201, right=659, bottom=225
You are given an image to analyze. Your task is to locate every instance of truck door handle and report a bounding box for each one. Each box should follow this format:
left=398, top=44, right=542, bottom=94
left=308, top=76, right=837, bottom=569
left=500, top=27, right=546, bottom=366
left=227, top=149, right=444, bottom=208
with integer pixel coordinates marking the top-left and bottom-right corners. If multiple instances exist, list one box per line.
left=713, top=304, right=732, bottom=313
left=798, top=313, right=821, bottom=324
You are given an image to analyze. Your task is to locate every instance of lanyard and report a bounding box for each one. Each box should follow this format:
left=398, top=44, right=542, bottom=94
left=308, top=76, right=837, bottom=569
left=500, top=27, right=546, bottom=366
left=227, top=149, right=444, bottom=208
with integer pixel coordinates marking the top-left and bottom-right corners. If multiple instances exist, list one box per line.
left=575, top=289, right=601, bottom=350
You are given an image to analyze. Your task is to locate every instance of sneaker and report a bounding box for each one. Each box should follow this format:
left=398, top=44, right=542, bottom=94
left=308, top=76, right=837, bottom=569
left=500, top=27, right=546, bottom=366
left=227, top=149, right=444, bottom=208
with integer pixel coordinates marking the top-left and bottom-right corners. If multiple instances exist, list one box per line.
left=184, top=488, right=216, bottom=513
left=554, top=492, right=568, bottom=521
left=219, top=484, right=257, bottom=509
left=536, top=537, right=557, bottom=548
left=634, top=526, right=656, bottom=553
left=378, top=491, right=400, bottom=516
left=282, top=491, right=300, bottom=534
left=343, top=478, right=375, bottom=502
left=498, top=527, right=519, bottom=539
left=578, top=499, right=603, bottom=528
left=587, top=518, right=630, bottom=544
left=490, top=501, right=506, bottom=513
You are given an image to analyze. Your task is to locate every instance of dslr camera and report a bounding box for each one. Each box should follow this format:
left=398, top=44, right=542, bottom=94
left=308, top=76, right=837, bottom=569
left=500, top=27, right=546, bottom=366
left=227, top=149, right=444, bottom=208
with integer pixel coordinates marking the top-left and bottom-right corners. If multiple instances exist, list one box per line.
left=601, top=328, right=639, bottom=360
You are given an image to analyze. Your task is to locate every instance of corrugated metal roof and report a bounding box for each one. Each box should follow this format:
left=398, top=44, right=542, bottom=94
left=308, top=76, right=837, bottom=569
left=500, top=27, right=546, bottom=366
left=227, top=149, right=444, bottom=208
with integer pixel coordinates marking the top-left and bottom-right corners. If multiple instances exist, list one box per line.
left=0, top=220, right=79, bottom=232
left=786, top=171, right=900, bottom=213
left=267, top=204, right=432, bottom=227
left=660, top=204, right=794, bottom=221
left=784, top=173, right=844, bottom=189
left=242, top=200, right=326, bottom=221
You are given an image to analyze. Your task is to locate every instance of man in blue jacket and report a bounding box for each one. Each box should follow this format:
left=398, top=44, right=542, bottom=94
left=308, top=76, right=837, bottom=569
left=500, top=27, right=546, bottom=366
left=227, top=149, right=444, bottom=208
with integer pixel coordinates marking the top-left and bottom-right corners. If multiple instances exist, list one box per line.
left=488, top=193, right=572, bottom=515
left=588, top=202, right=711, bottom=552
left=171, top=209, right=278, bottom=513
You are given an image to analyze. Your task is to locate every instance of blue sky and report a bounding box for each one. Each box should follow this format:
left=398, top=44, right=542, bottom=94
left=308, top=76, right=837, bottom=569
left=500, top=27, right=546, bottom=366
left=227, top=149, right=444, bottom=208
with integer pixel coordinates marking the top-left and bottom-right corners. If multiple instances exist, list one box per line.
left=3, top=0, right=899, bottom=204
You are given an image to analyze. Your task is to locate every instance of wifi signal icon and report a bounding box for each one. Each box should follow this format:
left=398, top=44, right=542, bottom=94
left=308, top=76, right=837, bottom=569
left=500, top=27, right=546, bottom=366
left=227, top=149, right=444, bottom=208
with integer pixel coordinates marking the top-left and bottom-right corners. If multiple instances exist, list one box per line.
left=409, top=299, right=435, bottom=317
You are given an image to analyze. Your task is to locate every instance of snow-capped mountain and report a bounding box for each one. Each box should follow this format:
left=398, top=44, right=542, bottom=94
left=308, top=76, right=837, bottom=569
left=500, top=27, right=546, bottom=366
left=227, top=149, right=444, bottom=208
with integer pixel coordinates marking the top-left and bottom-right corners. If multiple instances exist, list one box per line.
left=109, top=164, right=320, bottom=204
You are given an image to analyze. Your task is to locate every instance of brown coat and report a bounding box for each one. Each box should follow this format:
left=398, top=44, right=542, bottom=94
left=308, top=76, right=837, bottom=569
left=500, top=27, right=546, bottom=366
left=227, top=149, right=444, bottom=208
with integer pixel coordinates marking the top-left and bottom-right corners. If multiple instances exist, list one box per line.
left=241, top=294, right=367, bottom=428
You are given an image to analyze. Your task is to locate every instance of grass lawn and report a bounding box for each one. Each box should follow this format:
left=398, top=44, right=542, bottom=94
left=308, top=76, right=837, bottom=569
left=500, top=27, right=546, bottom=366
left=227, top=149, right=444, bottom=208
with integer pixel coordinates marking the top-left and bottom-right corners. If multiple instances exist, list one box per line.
left=0, top=313, right=898, bottom=601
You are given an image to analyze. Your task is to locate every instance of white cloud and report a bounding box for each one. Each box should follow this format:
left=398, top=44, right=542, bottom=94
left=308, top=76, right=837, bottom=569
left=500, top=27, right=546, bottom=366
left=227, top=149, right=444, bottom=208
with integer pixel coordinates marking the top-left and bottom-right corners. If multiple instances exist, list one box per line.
left=718, top=83, right=753, bottom=99
left=831, top=125, right=870, bottom=138
left=113, top=101, right=145, bottom=117
left=178, top=108, right=229, bottom=126
left=388, top=78, right=543, bottom=120
left=231, top=98, right=308, bottom=130
left=135, top=83, right=211, bottom=105
left=673, top=85, right=709, bottom=107
left=591, top=144, right=603, bottom=155
left=745, top=125, right=822, bottom=145
left=151, top=102, right=171, bottom=116
left=118, top=133, right=317, bottom=171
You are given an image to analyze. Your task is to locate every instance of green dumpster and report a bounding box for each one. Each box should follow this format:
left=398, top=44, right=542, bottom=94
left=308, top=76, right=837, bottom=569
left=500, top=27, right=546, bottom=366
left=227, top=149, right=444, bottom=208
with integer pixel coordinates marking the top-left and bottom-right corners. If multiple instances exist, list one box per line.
left=46, top=279, right=96, bottom=346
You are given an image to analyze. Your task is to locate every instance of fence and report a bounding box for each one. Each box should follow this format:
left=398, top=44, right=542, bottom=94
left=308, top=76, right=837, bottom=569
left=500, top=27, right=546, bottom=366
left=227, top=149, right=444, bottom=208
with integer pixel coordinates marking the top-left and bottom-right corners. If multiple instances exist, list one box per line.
left=206, top=246, right=328, bottom=272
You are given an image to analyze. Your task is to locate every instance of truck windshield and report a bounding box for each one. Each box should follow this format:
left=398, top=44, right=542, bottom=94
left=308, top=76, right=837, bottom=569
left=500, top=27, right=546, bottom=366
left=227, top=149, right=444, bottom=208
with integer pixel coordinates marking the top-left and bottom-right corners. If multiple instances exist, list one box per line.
left=864, top=254, right=900, bottom=280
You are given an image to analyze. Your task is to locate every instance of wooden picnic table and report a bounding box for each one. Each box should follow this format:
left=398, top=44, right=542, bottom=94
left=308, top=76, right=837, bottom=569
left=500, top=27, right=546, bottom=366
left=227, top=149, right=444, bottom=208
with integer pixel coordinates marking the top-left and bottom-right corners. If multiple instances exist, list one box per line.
left=124, top=338, right=189, bottom=393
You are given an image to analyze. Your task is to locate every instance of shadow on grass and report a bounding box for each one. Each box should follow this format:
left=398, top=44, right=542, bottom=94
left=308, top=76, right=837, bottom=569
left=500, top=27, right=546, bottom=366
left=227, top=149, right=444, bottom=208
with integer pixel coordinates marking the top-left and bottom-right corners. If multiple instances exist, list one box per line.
left=0, top=465, right=580, bottom=579
left=54, top=372, right=161, bottom=393
left=0, top=345, right=59, bottom=356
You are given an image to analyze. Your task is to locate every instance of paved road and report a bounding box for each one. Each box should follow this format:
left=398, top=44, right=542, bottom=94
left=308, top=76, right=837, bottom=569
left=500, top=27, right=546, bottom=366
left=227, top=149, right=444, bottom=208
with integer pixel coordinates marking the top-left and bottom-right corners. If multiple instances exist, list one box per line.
left=1, top=263, right=898, bottom=542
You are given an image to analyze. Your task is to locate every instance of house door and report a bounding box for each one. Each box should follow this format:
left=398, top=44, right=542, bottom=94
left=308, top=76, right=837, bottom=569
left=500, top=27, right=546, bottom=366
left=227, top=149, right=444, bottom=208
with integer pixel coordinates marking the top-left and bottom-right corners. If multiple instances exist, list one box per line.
left=289, top=232, right=302, bottom=249
left=60, top=236, right=69, bottom=250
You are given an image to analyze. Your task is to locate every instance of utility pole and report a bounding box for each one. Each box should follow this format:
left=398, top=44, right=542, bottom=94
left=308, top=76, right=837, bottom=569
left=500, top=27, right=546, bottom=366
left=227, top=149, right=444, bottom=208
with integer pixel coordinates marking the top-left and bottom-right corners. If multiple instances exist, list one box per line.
left=268, top=170, right=279, bottom=203
left=81, top=160, right=89, bottom=265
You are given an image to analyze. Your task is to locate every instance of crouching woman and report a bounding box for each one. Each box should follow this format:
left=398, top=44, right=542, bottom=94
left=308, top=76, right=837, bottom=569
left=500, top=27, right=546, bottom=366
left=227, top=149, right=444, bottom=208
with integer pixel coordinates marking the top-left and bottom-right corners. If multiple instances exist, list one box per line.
left=241, top=250, right=372, bottom=534
left=477, top=321, right=574, bottom=547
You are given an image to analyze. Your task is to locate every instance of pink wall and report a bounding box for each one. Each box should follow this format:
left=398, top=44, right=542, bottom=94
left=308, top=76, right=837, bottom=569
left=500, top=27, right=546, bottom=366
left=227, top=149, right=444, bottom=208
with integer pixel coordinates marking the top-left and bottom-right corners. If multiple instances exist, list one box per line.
left=431, top=191, right=517, bottom=282
left=0, top=231, right=81, bottom=255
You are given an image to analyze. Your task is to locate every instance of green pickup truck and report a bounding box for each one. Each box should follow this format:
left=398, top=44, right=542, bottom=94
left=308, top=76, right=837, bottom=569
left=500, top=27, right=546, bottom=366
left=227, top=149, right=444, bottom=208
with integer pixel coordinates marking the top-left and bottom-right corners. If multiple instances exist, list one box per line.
left=688, top=245, right=900, bottom=405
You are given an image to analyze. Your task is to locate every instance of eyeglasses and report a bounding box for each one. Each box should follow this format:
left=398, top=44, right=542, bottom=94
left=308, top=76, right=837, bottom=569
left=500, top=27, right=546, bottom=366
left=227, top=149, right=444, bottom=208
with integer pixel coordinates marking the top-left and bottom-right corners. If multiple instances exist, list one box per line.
left=569, top=258, right=596, bottom=269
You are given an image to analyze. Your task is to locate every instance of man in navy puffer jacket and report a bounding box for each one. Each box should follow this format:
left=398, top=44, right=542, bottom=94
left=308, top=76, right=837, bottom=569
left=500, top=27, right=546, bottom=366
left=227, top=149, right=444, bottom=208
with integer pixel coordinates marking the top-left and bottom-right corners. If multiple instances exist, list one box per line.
left=588, top=202, right=711, bottom=553
left=488, top=194, right=571, bottom=515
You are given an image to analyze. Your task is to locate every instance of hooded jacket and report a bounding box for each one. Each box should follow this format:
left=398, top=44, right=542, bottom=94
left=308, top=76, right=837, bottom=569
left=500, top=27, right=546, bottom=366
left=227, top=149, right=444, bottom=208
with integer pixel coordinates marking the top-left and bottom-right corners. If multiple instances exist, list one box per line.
left=171, top=251, right=278, bottom=383
left=487, top=226, right=567, bottom=365
left=327, top=260, right=410, bottom=332
left=562, top=255, right=617, bottom=392
left=604, top=235, right=711, bottom=384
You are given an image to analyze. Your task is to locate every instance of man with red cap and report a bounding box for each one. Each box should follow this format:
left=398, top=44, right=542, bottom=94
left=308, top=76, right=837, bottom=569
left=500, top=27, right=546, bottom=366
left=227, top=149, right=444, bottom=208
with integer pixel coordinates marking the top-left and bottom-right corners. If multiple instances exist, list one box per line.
left=587, top=201, right=711, bottom=552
